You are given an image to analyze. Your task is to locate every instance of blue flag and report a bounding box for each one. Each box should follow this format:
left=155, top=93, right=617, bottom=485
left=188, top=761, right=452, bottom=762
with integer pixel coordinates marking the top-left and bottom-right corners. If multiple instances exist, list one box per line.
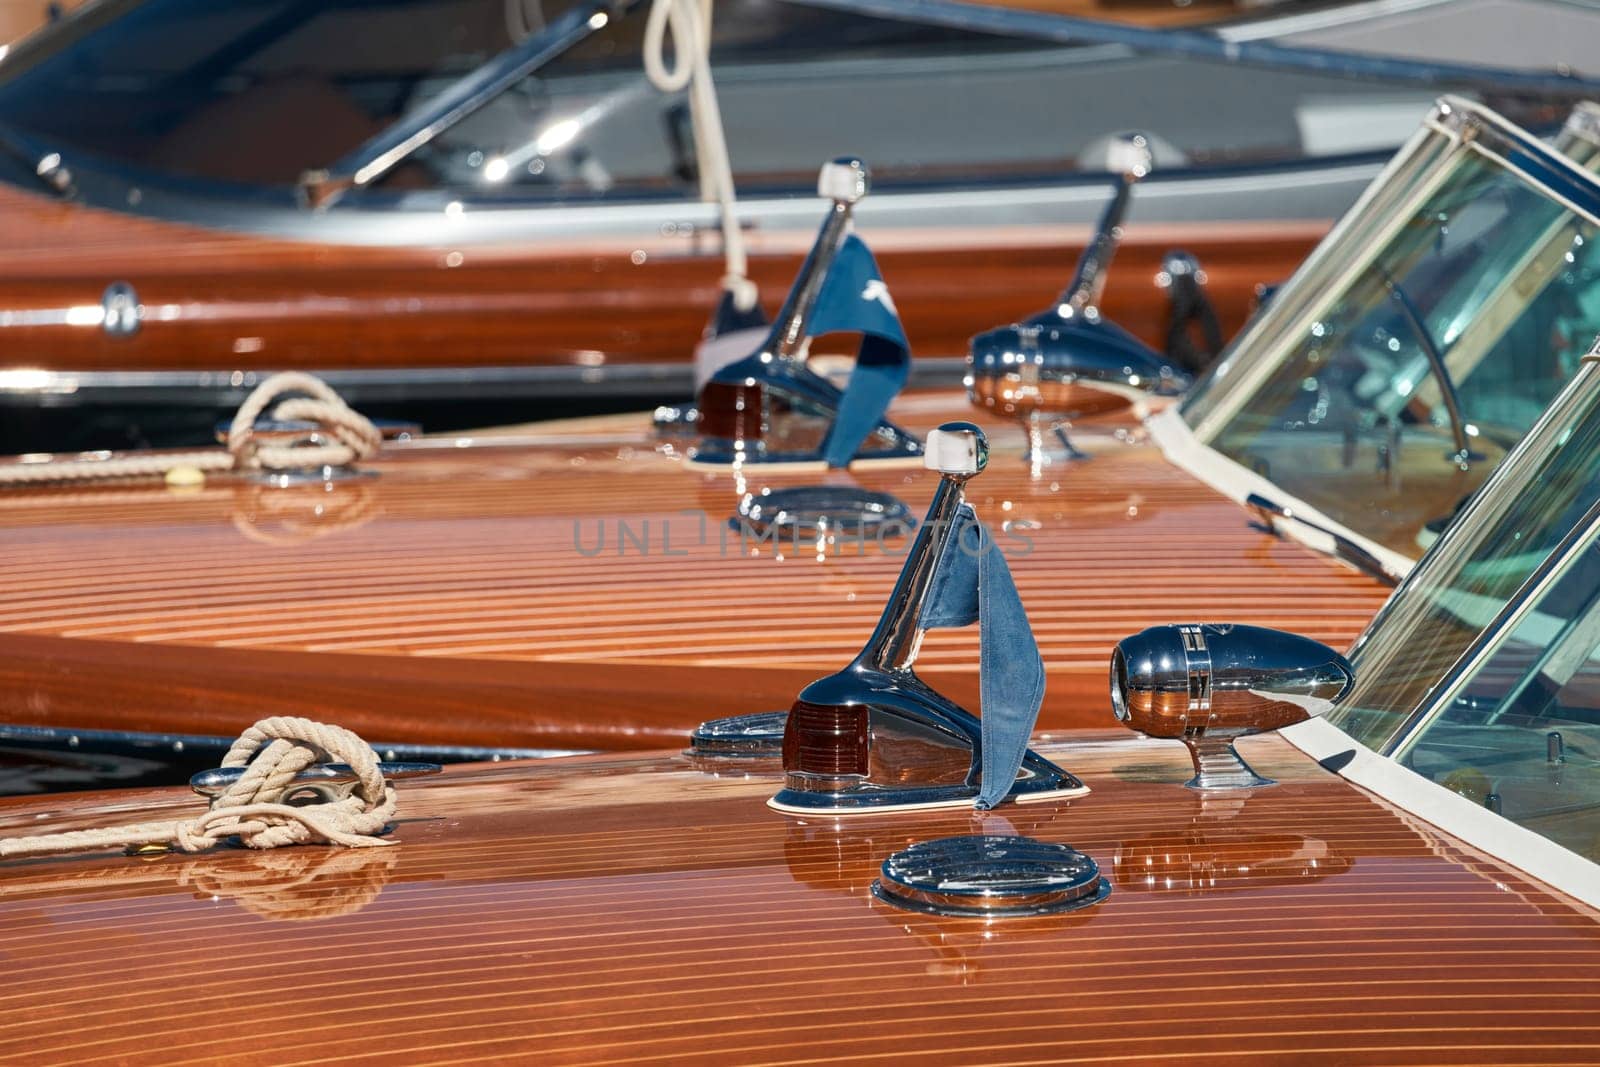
left=807, top=234, right=912, bottom=467
left=920, top=505, right=1046, bottom=810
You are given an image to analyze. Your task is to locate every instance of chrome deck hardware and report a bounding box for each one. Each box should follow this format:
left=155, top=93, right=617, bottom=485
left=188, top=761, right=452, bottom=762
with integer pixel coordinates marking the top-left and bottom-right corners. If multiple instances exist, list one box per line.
left=101, top=281, right=141, bottom=338
left=190, top=760, right=441, bottom=803
left=967, top=132, right=1186, bottom=472
left=731, top=486, right=913, bottom=542
left=769, top=423, right=1084, bottom=814
left=690, top=158, right=922, bottom=467
left=872, top=835, right=1109, bottom=918
left=215, top=417, right=418, bottom=485
left=1111, top=623, right=1355, bottom=789
left=688, top=711, right=788, bottom=759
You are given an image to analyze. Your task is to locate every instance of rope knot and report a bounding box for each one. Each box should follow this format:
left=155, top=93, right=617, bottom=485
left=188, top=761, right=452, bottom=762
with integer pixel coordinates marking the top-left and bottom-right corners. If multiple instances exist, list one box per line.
left=178, top=717, right=398, bottom=851
left=226, top=372, right=382, bottom=474
left=0, top=716, right=409, bottom=861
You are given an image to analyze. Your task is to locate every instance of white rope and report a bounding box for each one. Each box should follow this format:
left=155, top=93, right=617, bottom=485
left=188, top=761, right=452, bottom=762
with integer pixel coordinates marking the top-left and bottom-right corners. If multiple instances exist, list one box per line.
left=0, top=372, right=380, bottom=485
left=0, top=717, right=399, bottom=860
left=224, top=371, right=381, bottom=472
left=643, top=0, right=758, bottom=312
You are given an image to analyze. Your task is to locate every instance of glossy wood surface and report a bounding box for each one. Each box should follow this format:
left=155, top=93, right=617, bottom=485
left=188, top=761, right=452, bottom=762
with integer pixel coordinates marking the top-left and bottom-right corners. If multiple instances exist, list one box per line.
left=0, top=392, right=1392, bottom=750
left=0, top=182, right=1323, bottom=372
left=0, top=0, right=83, bottom=44
left=0, top=734, right=1596, bottom=1064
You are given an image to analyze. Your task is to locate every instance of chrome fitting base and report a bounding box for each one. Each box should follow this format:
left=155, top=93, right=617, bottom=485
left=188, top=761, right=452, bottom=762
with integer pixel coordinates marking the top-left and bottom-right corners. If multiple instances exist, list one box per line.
left=769, top=759, right=1086, bottom=815
left=1183, top=735, right=1276, bottom=791
left=242, top=465, right=377, bottom=487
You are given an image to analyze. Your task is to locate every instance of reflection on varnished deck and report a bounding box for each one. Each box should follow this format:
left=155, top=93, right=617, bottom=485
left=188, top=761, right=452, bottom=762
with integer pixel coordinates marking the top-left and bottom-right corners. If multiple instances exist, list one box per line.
left=0, top=737, right=1595, bottom=1064
left=0, top=398, right=1392, bottom=749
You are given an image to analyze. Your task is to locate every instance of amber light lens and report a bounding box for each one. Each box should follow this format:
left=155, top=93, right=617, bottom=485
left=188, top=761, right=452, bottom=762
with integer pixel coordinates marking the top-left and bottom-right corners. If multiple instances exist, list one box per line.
left=783, top=700, right=870, bottom=777
left=697, top=379, right=764, bottom=442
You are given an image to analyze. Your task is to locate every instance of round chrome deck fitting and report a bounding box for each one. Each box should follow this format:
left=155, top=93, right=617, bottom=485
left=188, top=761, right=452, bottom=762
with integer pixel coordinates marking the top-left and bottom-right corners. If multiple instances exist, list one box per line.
left=688, top=711, right=788, bottom=758
left=731, top=487, right=913, bottom=538
left=872, top=835, right=1109, bottom=918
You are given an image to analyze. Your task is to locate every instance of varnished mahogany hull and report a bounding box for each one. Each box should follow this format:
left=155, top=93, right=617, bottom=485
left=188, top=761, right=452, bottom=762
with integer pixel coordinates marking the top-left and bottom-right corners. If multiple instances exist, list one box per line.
left=0, top=393, right=1391, bottom=754
left=0, top=735, right=1595, bottom=1064
left=0, top=182, right=1321, bottom=373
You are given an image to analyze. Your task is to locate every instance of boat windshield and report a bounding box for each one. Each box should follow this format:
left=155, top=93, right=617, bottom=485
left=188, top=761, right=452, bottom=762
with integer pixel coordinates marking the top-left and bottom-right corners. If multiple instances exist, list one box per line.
left=0, top=0, right=1480, bottom=200
left=1179, top=102, right=1600, bottom=561
left=1329, top=354, right=1600, bottom=745
left=1394, top=514, right=1600, bottom=864
left=1317, top=347, right=1600, bottom=864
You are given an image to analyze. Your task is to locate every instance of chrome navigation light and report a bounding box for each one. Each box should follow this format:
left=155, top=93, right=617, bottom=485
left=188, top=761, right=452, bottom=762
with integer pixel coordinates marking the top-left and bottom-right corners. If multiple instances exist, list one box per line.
left=691, top=157, right=922, bottom=467
left=768, top=423, right=1083, bottom=814
left=966, top=133, right=1187, bottom=472
left=1110, top=623, right=1354, bottom=789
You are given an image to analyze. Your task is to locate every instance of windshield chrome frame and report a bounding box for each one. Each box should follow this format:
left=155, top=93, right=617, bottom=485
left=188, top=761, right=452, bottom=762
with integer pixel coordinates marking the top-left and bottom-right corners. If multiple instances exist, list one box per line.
left=1186, top=97, right=1600, bottom=442
left=1390, top=497, right=1600, bottom=762
left=1155, top=97, right=1600, bottom=577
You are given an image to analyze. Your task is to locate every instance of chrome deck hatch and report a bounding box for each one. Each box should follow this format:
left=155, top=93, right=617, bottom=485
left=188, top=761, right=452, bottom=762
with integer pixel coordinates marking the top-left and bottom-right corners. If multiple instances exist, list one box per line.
left=872, top=834, right=1109, bottom=918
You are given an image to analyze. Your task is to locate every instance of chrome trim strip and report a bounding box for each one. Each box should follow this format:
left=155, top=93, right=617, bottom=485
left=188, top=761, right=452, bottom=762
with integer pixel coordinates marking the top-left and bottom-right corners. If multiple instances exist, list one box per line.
left=0, top=357, right=972, bottom=405
left=46, top=145, right=1381, bottom=246
left=1278, top=716, right=1600, bottom=910
left=0, top=722, right=588, bottom=763
left=791, top=0, right=1600, bottom=96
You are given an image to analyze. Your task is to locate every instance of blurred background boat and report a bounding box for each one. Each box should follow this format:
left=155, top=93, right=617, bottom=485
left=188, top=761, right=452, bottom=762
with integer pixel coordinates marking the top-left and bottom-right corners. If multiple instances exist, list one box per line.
left=0, top=0, right=1595, bottom=452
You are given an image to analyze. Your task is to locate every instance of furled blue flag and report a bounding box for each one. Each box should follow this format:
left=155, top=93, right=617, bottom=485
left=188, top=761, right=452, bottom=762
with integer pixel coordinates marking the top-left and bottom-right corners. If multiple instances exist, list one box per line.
left=920, top=505, right=1046, bottom=809
left=806, top=234, right=912, bottom=467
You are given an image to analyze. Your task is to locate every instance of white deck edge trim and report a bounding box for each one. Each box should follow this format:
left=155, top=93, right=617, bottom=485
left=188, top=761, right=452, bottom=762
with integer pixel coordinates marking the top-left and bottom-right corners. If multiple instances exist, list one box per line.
left=1146, top=407, right=1415, bottom=582
left=1281, top=716, right=1600, bottom=909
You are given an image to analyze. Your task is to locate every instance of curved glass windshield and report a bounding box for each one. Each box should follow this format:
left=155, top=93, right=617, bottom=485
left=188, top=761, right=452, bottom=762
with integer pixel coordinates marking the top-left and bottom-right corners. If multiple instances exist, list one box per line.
left=1396, top=526, right=1600, bottom=863
left=0, top=0, right=1452, bottom=199
left=1325, top=356, right=1600, bottom=861
left=1330, top=359, right=1600, bottom=749
left=1182, top=107, right=1600, bottom=560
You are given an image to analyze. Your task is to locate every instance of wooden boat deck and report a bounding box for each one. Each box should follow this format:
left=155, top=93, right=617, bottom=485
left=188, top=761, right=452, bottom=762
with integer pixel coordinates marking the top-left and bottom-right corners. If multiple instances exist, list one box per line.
left=0, top=395, right=1392, bottom=750
left=0, top=734, right=1594, bottom=1064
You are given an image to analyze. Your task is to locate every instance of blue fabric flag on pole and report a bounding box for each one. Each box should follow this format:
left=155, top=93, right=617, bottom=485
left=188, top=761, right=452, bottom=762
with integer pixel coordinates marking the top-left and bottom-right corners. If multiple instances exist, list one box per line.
left=919, top=505, right=1046, bottom=809
left=806, top=234, right=912, bottom=467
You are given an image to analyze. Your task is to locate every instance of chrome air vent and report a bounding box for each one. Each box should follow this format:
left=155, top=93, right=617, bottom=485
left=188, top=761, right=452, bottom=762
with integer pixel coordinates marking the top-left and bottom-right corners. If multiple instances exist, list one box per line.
left=689, top=711, right=788, bottom=758
left=732, top=487, right=912, bottom=538
left=872, top=835, right=1109, bottom=918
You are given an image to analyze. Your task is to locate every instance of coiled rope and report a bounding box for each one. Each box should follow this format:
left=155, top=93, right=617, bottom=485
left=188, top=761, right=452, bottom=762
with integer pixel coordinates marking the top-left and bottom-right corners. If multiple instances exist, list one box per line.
left=643, top=0, right=758, bottom=313
left=0, top=371, right=380, bottom=485
left=0, top=716, right=398, bottom=860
